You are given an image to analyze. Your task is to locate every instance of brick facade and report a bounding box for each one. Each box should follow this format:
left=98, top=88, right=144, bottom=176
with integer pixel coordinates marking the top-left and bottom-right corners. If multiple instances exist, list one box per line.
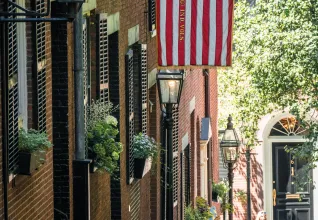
left=0, top=1, right=54, bottom=219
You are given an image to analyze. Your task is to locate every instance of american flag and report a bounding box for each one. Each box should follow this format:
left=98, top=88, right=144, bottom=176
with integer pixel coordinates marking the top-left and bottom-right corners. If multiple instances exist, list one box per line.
left=157, top=0, right=233, bottom=67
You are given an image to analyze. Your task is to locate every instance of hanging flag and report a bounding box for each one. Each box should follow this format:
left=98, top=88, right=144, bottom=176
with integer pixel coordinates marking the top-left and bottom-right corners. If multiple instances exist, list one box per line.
left=157, top=0, right=233, bottom=67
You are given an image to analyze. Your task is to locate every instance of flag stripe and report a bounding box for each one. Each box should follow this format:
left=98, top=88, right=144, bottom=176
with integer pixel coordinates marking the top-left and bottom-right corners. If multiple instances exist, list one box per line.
left=173, top=0, right=179, bottom=65
left=208, top=0, right=216, bottom=65
left=196, top=0, right=203, bottom=65
left=190, top=0, right=197, bottom=65
left=159, top=0, right=167, bottom=66
left=221, top=0, right=229, bottom=66
left=157, top=0, right=233, bottom=67
left=166, top=0, right=173, bottom=65
left=178, top=0, right=186, bottom=66
left=226, top=0, right=233, bottom=66
left=185, top=0, right=191, bottom=65
left=202, top=0, right=210, bottom=65
left=214, top=0, right=223, bottom=66
left=157, top=0, right=162, bottom=66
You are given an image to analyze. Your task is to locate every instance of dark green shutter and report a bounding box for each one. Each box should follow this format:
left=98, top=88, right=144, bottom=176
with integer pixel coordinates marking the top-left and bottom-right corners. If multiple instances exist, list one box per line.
left=96, top=13, right=109, bottom=103
left=126, top=49, right=135, bottom=184
left=172, top=107, right=179, bottom=204
left=6, top=2, right=19, bottom=174
left=148, top=0, right=156, bottom=32
left=33, top=0, right=47, bottom=132
left=140, top=45, right=147, bottom=134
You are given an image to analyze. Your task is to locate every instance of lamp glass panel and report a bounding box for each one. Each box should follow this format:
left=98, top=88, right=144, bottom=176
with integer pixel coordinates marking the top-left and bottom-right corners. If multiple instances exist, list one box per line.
left=159, top=80, right=180, bottom=104
left=223, top=129, right=237, bottom=143
left=223, top=147, right=237, bottom=162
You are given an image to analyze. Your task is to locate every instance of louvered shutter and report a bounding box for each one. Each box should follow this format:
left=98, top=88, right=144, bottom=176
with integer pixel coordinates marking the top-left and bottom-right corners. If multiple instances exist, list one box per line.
left=126, top=49, right=135, bottom=184
left=33, top=0, right=47, bottom=132
left=172, top=107, right=179, bottom=205
left=83, top=17, right=91, bottom=157
left=96, top=13, right=109, bottom=103
left=148, top=0, right=156, bottom=32
left=181, top=144, right=191, bottom=219
left=6, top=3, right=19, bottom=174
left=133, top=44, right=147, bottom=134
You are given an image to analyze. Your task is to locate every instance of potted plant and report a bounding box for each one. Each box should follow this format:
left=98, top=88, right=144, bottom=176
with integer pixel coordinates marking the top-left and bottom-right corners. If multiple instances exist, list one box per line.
left=196, top=196, right=214, bottom=219
left=235, top=189, right=247, bottom=204
left=87, top=101, right=123, bottom=174
left=18, top=128, right=52, bottom=175
left=133, top=133, right=159, bottom=179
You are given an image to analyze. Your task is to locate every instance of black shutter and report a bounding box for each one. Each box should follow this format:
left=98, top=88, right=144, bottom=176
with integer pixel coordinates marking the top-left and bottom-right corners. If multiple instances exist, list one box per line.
left=148, top=0, right=156, bottom=32
left=83, top=17, right=90, bottom=157
left=140, top=45, right=147, bottom=134
left=181, top=144, right=191, bottom=219
left=96, top=13, right=109, bottom=103
left=5, top=3, right=19, bottom=174
left=33, top=0, right=47, bottom=132
left=133, top=44, right=148, bottom=134
left=126, top=49, right=135, bottom=184
left=172, top=107, right=179, bottom=205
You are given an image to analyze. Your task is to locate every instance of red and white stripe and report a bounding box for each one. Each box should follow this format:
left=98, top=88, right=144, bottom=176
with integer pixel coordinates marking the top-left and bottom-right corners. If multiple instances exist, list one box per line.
left=157, top=0, right=233, bottom=67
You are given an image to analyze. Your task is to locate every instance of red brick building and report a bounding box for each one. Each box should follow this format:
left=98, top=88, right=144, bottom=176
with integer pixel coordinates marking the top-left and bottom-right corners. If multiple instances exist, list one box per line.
left=0, top=0, right=220, bottom=219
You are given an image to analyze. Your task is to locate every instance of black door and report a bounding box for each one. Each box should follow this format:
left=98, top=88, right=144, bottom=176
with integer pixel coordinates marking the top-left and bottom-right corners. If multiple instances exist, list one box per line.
left=272, top=143, right=313, bottom=220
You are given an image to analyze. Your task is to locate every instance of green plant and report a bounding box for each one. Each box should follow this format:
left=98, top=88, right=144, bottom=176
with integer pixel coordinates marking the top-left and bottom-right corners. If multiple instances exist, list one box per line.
left=235, top=189, right=247, bottom=204
left=212, top=180, right=230, bottom=200
left=185, top=205, right=202, bottom=220
left=196, top=197, right=214, bottom=219
left=18, top=128, right=52, bottom=153
left=87, top=101, right=122, bottom=174
left=133, top=133, right=159, bottom=159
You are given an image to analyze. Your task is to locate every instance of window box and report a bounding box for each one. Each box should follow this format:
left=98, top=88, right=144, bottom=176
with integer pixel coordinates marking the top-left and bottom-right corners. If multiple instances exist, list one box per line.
left=134, top=158, right=152, bottom=179
left=19, top=149, right=46, bottom=175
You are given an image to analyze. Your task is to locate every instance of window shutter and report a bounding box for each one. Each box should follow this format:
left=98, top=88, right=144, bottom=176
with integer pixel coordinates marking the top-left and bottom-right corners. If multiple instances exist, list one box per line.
left=33, top=0, right=47, bottom=132
left=140, top=45, right=147, bottom=134
left=83, top=17, right=91, bottom=157
left=148, top=0, right=156, bottom=32
left=126, top=49, right=135, bottom=184
left=172, top=107, right=179, bottom=205
left=6, top=3, right=19, bottom=174
left=96, top=13, right=109, bottom=104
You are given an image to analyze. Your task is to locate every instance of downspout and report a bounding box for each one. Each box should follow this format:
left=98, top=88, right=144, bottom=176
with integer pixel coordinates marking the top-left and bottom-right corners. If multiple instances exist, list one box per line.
left=74, top=6, right=85, bottom=160
left=1, top=22, right=9, bottom=220
left=73, top=5, right=91, bottom=220
left=203, top=69, right=213, bottom=206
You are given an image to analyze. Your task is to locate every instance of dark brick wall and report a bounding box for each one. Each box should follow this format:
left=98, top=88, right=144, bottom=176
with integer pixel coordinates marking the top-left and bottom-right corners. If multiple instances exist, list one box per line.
left=51, top=3, right=74, bottom=219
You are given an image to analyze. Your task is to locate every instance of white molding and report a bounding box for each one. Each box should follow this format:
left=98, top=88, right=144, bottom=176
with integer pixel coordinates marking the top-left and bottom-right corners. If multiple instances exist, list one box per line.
left=17, top=0, right=27, bottom=129
left=108, top=12, right=120, bottom=35
left=128, top=25, right=139, bottom=46
left=148, top=68, right=157, bottom=89
left=189, top=96, right=195, bottom=114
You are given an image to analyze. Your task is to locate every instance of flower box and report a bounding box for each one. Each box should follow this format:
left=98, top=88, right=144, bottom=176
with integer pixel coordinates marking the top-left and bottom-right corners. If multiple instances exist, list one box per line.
left=134, top=158, right=152, bottom=179
left=212, top=192, right=218, bottom=202
left=19, top=149, right=46, bottom=175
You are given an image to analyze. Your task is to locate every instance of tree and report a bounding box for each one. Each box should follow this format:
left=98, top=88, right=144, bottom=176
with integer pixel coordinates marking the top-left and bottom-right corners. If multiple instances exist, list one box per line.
left=219, top=0, right=318, bottom=184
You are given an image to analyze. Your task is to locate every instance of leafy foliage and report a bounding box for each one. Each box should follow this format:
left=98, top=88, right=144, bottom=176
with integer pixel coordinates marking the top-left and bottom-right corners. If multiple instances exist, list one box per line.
left=87, top=101, right=122, bottom=174
left=18, top=128, right=52, bottom=153
left=133, top=133, right=159, bottom=159
left=219, top=0, right=318, bottom=185
left=235, top=189, right=247, bottom=204
left=185, top=197, right=214, bottom=220
left=212, top=180, right=233, bottom=213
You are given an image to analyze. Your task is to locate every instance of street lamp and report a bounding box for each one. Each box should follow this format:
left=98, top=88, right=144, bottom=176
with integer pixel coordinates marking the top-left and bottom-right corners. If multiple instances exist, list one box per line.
left=220, top=115, right=240, bottom=220
left=157, top=70, right=184, bottom=220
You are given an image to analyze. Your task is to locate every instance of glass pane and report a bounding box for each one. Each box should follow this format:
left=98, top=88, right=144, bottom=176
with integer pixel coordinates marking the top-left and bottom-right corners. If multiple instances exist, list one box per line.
left=296, top=157, right=309, bottom=193
left=159, top=80, right=180, bottom=104
left=276, top=148, right=291, bottom=193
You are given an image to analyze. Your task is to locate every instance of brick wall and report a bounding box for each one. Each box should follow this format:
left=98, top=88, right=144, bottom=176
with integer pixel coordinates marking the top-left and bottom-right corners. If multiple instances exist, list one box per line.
left=51, top=3, right=74, bottom=219
left=0, top=1, right=54, bottom=219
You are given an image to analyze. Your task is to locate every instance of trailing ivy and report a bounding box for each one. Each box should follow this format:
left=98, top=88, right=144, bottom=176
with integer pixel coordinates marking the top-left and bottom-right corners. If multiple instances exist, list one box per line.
left=219, top=0, right=318, bottom=186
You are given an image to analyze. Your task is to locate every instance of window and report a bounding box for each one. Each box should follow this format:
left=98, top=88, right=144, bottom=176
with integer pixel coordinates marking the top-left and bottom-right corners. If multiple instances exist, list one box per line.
left=270, top=117, right=307, bottom=136
left=148, top=0, right=156, bottom=34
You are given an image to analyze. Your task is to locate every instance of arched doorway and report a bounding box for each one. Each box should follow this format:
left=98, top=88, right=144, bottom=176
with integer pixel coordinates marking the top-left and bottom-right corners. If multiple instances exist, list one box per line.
left=261, top=113, right=316, bottom=220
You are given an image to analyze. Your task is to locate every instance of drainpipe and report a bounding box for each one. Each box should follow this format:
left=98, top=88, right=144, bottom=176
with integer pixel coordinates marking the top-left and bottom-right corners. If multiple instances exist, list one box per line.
left=204, top=69, right=212, bottom=206
left=1, top=22, right=9, bottom=220
left=72, top=5, right=91, bottom=220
